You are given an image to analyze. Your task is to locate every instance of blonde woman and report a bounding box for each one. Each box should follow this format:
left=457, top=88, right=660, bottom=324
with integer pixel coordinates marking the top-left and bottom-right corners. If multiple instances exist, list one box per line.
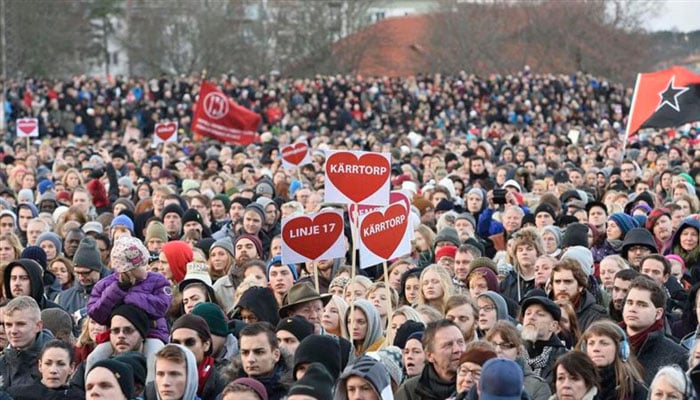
left=0, top=232, right=23, bottom=268
left=321, top=294, right=348, bottom=337
left=367, top=281, right=399, bottom=329
left=417, top=264, right=454, bottom=312
left=61, top=168, right=84, bottom=191
left=386, top=305, right=423, bottom=346
left=343, top=275, right=372, bottom=304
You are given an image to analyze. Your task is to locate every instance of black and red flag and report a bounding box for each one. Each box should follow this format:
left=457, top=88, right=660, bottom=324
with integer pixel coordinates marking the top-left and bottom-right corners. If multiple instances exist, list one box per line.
left=192, top=81, right=262, bottom=145
left=627, top=66, right=700, bottom=136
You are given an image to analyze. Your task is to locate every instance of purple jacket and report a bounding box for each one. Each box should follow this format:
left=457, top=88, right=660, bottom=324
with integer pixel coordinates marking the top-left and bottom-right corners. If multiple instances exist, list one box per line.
left=87, top=271, right=172, bottom=343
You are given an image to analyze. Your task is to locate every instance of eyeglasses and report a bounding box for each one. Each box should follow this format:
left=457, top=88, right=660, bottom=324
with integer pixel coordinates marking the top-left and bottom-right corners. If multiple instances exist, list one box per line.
left=110, top=326, right=136, bottom=335
left=74, top=270, right=94, bottom=277
left=457, top=366, right=481, bottom=378
left=478, top=305, right=496, bottom=312
left=491, top=341, right=516, bottom=350
left=621, top=168, right=635, bottom=173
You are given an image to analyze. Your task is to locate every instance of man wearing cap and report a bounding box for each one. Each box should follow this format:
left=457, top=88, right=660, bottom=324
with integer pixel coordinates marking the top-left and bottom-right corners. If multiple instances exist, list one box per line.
left=267, top=256, right=297, bottom=307
left=335, top=355, right=393, bottom=400
left=534, top=203, right=557, bottom=229
left=0, top=210, right=15, bottom=236
left=520, top=295, right=567, bottom=384
left=621, top=227, right=657, bottom=269
left=192, top=302, right=239, bottom=370
left=396, top=320, right=466, bottom=400
left=477, top=358, right=525, bottom=400
left=287, top=363, right=334, bottom=400
left=279, top=282, right=331, bottom=334
left=56, top=237, right=110, bottom=321
left=161, top=203, right=184, bottom=241
left=238, top=203, right=272, bottom=256
left=276, top=316, right=314, bottom=355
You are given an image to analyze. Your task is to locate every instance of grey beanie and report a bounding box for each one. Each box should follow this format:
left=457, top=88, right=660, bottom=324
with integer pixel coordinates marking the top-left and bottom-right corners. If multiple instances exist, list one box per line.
left=561, top=246, right=594, bottom=276
left=36, top=232, right=62, bottom=255
left=0, top=210, right=16, bottom=228
left=434, top=226, right=461, bottom=247
left=541, top=225, right=562, bottom=247
left=478, top=291, right=508, bottom=320
left=72, top=237, right=103, bottom=271
left=118, top=176, right=134, bottom=192
left=210, top=237, right=234, bottom=257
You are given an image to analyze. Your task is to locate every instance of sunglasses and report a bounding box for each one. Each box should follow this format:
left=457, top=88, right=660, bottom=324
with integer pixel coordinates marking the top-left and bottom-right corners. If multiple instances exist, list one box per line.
left=110, top=326, right=136, bottom=335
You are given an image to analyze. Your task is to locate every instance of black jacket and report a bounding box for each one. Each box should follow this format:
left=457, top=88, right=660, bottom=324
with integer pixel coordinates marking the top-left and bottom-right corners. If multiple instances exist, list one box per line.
left=233, top=286, right=280, bottom=326
left=6, top=381, right=84, bottom=400
left=635, top=329, right=688, bottom=385
left=0, top=329, right=54, bottom=389
left=575, top=290, right=608, bottom=331
left=396, top=362, right=456, bottom=400
left=523, top=334, right=568, bottom=385
left=3, top=259, right=60, bottom=310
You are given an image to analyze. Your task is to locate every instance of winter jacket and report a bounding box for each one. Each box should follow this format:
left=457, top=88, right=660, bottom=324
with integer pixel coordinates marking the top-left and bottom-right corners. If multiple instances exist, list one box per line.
left=55, top=265, right=111, bottom=315
left=669, top=218, right=700, bottom=284
left=3, top=259, right=60, bottom=310
left=0, top=329, right=54, bottom=389
left=519, top=357, right=551, bottom=400
left=87, top=271, right=172, bottom=343
left=634, top=329, right=688, bottom=384
left=596, top=364, right=647, bottom=400
left=395, top=362, right=455, bottom=400
left=500, top=269, right=536, bottom=304
left=523, top=334, right=568, bottom=385
left=575, top=290, right=608, bottom=331
left=6, top=381, right=85, bottom=400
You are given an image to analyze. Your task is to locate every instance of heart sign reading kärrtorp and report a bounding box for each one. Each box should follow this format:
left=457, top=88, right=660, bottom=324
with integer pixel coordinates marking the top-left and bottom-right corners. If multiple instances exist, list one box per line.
left=324, top=150, right=391, bottom=205
left=349, top=190, right=411, bottom=227
left=154, top=121, right=178, bottom=144
left=280, top=142, right=311, bottom=169
left=358, top=202, right=411, bottom=268
left=282, top=209, right=345, bottom=264
left=16, top=118, right=39, bottom=138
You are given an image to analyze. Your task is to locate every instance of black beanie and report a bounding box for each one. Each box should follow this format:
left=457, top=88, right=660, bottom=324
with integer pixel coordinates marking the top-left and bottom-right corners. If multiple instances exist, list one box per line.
left=534, top=203, right=556, bottom=219
left=111, top=304, right=150, bottom=339
left=294, top=334, right=342, bottom=380
left=182, top=208, right=203, bottom=226
left=561, top=223, right=589, bottom=248
left=90, top=359, right=135, bottom=399
left=113, top=351, right=147, bottom=387
left=21, top=246, right=47, bottom=271
left=276, top=316, right=314, bottom=342
left=287, top=362, right=334, bottom=399
left=161, top=203, right=184, bottom=219
left=171, top=314, right=212, bottom=355
left=394, top=320, right=425, bottom=349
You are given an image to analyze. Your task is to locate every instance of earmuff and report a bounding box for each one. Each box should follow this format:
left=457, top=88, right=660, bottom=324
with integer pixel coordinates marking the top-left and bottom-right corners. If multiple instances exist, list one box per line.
left=580, top=324, right=630, bottom=362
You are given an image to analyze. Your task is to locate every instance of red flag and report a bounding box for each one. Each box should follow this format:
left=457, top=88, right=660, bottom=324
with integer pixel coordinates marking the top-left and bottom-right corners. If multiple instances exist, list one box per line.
left=627, top=66, right=700, bottom=136
left=192, top=81, right=262, bottom=145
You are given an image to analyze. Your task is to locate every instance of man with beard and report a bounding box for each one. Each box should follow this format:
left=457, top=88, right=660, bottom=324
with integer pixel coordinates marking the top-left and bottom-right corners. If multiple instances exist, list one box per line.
left=212, top=234, right=263, bottom=311
left=519, top=295, right=567, bottom=385
left=609, top=269, right=641, bottom=322
left=160, top=203, right=184, bottom=241
left=550, top=258, right=607, bottom=330
left=296, top=258, right=342, bottom=294
left=444, top=295, right=478, bottom=343
left=257, top=197, right=281, bottom=238
left=396, top=320, right=466, bottom=400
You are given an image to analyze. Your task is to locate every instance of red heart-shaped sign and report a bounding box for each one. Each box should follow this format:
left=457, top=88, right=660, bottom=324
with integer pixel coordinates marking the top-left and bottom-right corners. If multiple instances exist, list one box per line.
left=281, top=143, right=309, bottom=166
left=283, top=212, right=343, bottom=260
left=359, top=203, right=408, bottom=260
left=325, top=152, right=390, bottom=204
left=155, top=122, right=177, bottom=141
left=349, top=190, right=411, bottom=225
left=17, top=119, right=37, bottom=135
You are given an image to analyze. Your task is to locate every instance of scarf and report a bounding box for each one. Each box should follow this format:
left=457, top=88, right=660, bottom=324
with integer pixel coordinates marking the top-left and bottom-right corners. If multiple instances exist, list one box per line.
left=625, top=318, right=663, bottom=352
left=524, top=345, right=553, bottom=378
left=197, top=356, right=215, bottom=396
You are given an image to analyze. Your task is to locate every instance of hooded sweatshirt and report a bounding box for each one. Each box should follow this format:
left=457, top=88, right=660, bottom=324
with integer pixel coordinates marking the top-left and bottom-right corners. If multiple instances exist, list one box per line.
left=3, top=259, right=59, bottom=309
left=145, top=344, right=200, bottom=400
left=349, top=300, right=385, bottom=356
left=235, top=286, right=280, bottom=326
left=334, top=355, right=394, bottom=400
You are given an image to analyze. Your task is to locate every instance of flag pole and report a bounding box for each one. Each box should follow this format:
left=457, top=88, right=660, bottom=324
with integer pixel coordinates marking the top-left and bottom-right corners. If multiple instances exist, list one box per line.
left=622, top=73, right=642, bottom=159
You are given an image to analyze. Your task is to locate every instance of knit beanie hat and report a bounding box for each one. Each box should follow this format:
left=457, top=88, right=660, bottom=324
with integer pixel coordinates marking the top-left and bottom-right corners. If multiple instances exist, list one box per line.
left=111, top=304, right=150, bottom=339
left=231, top=377, right=268, bottom=400
left=467, top=267, right=500, bottom=292
left=561, top=223, right=589, bottom=248
left=608, top=212, right=637, bottom=237
left=191, top=302, right=229, bottom=337
left=367, top=346, right=404, bottom=386
left=231, top=197, right=252, bottom=208
left=456, top=212, right=477, bottom=230
left=435, top=245, right=457, bottom=261
left=118, top=176, right=133, bottom=192
left=182, top=208, right=204, bottom=227
left=459, top=346, right=497, bottom=365
left=111, top=236, right=150, bottom=273
left=113, top=198, right=136, bottom=214
left=541, top=225, right=562, bottom=247
left=161, top=240, right=194, bottom=283
left=329, top=276, right=350, bottom=293
left=337, top=355, right=392, bottom=400
left=235, top=234, right=263, bottom=259
left=287, top=363, right=333, bottom=400
left=245, top=203, right=266, bottom=222
left=534, top=203, right=556, bottom=220
left=276, top=316, right=315, bottom=342
left=18, top=188, right=34, bottom=204
left=0, top=210, right=16, bottom=228
left=113, top=351, right=147, bottom=388
left=72, top=237, right=103, bottom=271
left=393, top=320, right=425, bottom=349
left=171, top=314, right=212, bottom=354
left=434, top=226, right=461, bottom=247
left=211, top=237, right=234, bottom=257
left=36, top=232, right=62, bottom=255
left=110, top=214, right=134, bottom=233
left=145, top=221, right=168, bottom=243
left=21, top=246, right=47, bottom=271
left=213, top=194, right=231, bottom=211
left=161, top=203, right=184, bottom=219
left=435, top=198, right=455, bottom=212
left=467, top=187, right=484, bottom=200
left=82, top=221, right=104, bottom=235
left=561, top=246, right=594, bottom=276
left=468, top=257, right=498, bottom=275
left=646, top=207, right=672, bottom=231
left=90, top=359, right=135, bottom=400
left=294, top=334, right=342, bottom=380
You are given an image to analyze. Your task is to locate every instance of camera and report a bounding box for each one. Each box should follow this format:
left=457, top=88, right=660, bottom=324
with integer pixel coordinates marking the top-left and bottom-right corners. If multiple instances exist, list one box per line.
left=493, top=189, right=507, bottom=205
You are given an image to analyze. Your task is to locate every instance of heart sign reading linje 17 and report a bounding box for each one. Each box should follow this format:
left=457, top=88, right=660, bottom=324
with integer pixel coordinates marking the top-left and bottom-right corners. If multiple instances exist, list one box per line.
left=358, top=202, right=411, bottom=268
left=154, top=121, right=178, bottom=144
left=324, top=150, right=391, bottom=205
left=280, top=142, right=311, bottom=169
left=281, top=209, right=345, bottom=264
left=16, top=118, right=39, bottom=138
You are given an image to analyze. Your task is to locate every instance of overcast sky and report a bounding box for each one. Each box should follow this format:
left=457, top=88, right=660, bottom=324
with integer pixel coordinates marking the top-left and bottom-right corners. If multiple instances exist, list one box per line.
left=647, top=0, right=700, bottom=32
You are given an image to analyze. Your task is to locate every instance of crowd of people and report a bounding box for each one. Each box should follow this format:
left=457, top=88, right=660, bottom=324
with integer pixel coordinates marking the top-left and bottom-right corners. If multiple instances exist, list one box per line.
left=0, top=69, right=697, bottom=400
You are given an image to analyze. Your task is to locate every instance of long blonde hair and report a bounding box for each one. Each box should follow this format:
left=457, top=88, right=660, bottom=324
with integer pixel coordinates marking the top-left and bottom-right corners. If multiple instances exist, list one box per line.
left=416, top=264, right=454, bottom=311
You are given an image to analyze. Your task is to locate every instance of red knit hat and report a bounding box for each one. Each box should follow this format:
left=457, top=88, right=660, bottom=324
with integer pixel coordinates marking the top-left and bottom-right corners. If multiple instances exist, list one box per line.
left=435, top=245, right=457, bottom=262
left=161, top=240, right=193, bottom=283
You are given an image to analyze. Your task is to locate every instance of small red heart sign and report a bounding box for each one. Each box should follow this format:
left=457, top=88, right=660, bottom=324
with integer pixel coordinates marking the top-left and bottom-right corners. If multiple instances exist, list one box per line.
left=325, top=152, right=390, bottom=204
left=349, top=190, right=411, bottom=225
left=155, top=122, right=177, bottom=141
left=17, top=118, right=38, bottom=136
left=283, top=212, right=343, bottom=260
left=281, top=143, right=309, bottom=166
left=359, top=203, right=408, bottom=260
